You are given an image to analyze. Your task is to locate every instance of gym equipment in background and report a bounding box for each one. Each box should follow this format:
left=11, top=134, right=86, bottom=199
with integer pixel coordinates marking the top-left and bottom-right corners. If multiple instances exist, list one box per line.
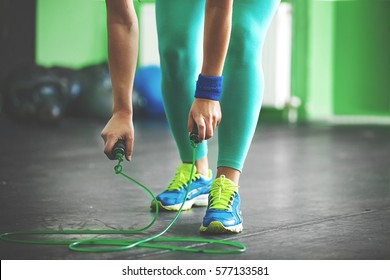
left=1, top=63, right=167, bottom=123
left=1, top=64, right=69, bottom=124
left=49, top=66, right=82, bottom=111
left=133, top=65, right=165, bottom=118
left=73, top=63, right=113, bottom=120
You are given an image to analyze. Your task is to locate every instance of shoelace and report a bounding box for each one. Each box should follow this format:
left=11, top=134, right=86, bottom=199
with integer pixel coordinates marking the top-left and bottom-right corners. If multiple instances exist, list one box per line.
left=166, top=164, right=200, bottom=191
left=209, top=175, right=238, bottom=210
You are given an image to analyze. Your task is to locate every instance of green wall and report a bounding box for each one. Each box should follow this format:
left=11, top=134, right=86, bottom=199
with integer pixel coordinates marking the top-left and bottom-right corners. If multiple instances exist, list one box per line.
left=36, top=0, right=107, bottom=68
left=290, top=0, right=309, bottom=120
left=333, top=1, right=390, bottom=117
left=295, top=0, right=390, bottom=120
left=306, top=0, right=335, bottom=120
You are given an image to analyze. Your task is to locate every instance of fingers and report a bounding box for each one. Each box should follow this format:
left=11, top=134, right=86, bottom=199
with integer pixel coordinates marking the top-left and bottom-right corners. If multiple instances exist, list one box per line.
left=187, top=117, right=194, bottom=136
left=124, top=137, right=133, bottom=161
left=101, top=112, right=134, bottom=161
left=189, top=117, right=216, bottom=142
left=212, top=115, right=220, bottom=131
left=197, top=119, right=207, bottom=142
left=101, top=133, right=133, bottom=161
left=102, top=134, right=119, bottom=160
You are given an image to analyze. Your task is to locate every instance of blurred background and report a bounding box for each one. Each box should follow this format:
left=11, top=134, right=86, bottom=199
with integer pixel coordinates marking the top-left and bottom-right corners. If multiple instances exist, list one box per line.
left=1, top=0, right=389, bottom=124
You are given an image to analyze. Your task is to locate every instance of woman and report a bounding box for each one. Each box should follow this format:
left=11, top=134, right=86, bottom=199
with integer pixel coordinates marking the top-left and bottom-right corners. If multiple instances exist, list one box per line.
left=102, top=0, right=280, bottom=234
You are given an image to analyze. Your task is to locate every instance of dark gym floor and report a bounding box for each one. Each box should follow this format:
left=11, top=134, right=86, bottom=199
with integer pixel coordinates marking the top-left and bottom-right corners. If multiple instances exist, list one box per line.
left=0, top=115, right=389, bottom=260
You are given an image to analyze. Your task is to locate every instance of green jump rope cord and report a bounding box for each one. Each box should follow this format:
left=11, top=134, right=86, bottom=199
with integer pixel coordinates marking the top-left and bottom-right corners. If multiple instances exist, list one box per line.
left=0, top=140, right=246, bottom=254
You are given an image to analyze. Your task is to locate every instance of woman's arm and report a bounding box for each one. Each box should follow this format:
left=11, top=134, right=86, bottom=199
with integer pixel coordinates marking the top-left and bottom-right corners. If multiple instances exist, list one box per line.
left=202, top=0, right=233, bottom=76
left=101, top=0, right=138, bottom=160
left=188, top=0, right=233, bottom=142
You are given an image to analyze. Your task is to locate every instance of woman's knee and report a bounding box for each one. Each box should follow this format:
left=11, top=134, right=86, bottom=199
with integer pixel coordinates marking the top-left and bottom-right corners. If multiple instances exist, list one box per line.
left=158, top=40, right=197, bottom=80
left=228, top=22, right=266, bottom=66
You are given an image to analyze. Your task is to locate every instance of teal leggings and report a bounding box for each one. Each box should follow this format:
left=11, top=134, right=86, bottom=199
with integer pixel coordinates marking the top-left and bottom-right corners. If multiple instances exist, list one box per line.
left=156, top=0, right=280, bottom=172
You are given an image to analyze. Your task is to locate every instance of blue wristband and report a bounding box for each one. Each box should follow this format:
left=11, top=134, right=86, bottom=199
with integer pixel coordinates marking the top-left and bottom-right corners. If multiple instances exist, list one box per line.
left=195, top=74, right=223, bottom=101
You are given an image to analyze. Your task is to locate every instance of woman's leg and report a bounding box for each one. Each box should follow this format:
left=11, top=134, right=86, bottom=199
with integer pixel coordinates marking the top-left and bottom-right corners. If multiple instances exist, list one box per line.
left=156, top=0, right=208, bottom=173
left=154, top=0, right=213, bottom=211
left=218, top=0, right=281, bottom=181
left=200, top=0, right=280, bottom=233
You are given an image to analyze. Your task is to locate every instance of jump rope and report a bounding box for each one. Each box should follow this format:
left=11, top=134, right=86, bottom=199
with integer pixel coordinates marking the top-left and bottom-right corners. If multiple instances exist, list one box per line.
left=0, top=130, right=246, bottom=254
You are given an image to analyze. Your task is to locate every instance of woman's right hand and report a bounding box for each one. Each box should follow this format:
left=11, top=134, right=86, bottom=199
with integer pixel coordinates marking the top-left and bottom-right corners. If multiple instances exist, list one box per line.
left=101, top=111, right=134, bottom=161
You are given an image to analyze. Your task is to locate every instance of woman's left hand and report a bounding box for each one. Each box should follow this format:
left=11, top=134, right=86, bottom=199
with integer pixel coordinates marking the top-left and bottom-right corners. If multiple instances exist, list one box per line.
left=188, top=98, right=221, bottom=142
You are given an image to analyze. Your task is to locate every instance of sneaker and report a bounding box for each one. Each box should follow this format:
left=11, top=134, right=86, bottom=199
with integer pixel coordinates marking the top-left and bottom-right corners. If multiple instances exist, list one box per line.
left=200, top=175, right=243, bottom=233
left=151, top=163, right=212, bottom=211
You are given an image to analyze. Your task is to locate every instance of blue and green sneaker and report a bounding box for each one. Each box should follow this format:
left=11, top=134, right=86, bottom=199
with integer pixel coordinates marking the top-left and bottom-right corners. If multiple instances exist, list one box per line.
left=200, top=175, right=243, bottom=233
left=151, top=163, right=213, bottom=211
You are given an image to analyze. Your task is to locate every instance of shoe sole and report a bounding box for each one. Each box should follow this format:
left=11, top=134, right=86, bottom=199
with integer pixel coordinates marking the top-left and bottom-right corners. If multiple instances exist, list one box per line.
left=151, top=194, right=209, bottom=211
left=199, top=221, right=243, bottom=234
